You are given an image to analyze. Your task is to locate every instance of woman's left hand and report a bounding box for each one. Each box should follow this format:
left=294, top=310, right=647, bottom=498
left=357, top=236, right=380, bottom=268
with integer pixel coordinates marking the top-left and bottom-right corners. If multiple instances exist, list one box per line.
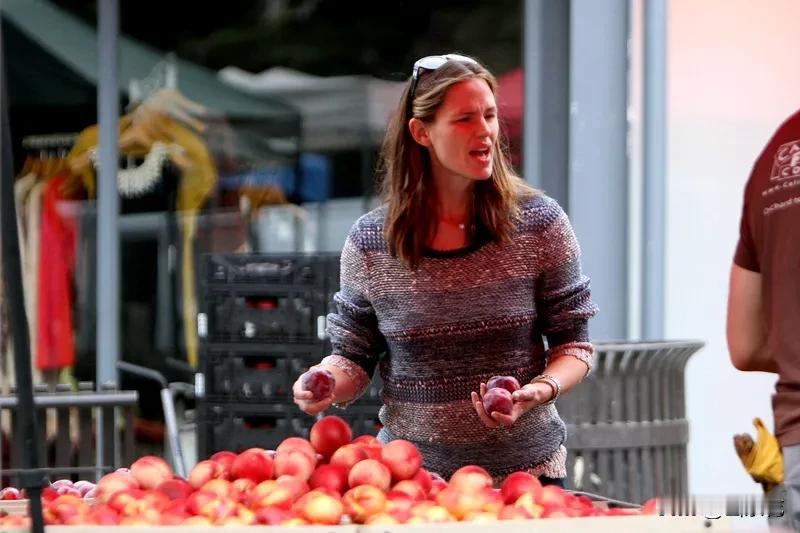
left=471, top=382, right=555, bottom=428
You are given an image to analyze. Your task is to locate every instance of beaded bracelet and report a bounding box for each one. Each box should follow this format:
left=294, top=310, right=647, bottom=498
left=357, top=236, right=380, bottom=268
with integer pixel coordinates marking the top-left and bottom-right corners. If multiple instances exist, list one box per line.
left=532, top=373, right=561, bottom=405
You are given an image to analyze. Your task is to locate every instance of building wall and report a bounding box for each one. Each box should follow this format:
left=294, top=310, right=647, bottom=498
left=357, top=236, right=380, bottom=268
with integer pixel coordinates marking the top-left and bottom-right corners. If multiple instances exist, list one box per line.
left=666, top=0, right=800, bottom=495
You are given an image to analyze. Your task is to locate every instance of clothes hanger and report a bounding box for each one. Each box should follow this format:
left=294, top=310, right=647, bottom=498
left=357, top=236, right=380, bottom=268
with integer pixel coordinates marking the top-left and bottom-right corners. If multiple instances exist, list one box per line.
left=41, top=152, right=58, bottom=180
left=121, top=106, right=194, bottom=169
left=19, top=154, right=35, bottom=177
left=119, top=109, right=158, bottom=153
left=29, top=155, right=43, bottom=178
left=66, top=85, right=211, bottom=202
left=143, top=88, right=208, bottom=133
left=143, top=111, right=194, bottom=170
left=69, top=108, right=191, bottom=178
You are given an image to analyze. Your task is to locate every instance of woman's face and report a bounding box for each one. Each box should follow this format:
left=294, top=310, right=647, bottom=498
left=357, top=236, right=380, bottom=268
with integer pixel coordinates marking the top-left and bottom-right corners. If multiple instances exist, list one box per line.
left=417, top=78, right=499, bottom=183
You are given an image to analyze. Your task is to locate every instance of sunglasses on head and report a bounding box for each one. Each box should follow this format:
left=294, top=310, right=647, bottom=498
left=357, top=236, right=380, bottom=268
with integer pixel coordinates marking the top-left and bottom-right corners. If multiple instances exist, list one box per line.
left=407, top=54, right=479, bottom=116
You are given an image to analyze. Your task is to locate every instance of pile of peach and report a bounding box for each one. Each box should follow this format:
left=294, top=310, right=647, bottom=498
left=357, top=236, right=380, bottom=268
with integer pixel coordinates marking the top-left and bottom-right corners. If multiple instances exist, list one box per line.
left=0, top=415, right=656, bottom=526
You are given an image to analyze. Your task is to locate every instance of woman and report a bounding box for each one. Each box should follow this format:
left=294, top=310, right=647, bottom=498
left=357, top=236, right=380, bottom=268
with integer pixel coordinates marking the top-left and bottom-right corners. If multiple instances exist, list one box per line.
left=293, top=54, right=597, bottom=486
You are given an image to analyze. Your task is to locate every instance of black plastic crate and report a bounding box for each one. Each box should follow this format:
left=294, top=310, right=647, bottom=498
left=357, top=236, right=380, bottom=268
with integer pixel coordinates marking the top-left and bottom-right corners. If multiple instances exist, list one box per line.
left=362, top=375, right=383, bottom=404
left=338, top=404, right=383, bottom=437
left=206, top=291, right=327, bottom=343
left=201, top=345, right=327, bottom=402
left=213, top=414, right=307, bottom=454
left=200, top=361, right=383, bottom=407
left=200, top=341, right=330, bottom=358
left=204, top=254, right=340, bottom=289
left=207, top=354, right=292, bottom=401
left=197, top=403, right=310, bottom=457
left=196, top=399, right=384, bottom=457
left=324, top=257, right=341, bottom=301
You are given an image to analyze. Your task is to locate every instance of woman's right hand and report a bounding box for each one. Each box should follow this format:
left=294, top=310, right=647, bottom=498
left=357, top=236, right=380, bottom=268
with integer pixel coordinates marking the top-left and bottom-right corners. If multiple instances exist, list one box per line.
left=292, top=371, right=335, bottom=416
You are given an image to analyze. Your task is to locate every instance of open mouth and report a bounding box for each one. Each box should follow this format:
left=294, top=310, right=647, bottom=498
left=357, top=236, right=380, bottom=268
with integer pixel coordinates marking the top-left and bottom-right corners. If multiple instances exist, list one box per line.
left=469, top=148, right=491, bottom=164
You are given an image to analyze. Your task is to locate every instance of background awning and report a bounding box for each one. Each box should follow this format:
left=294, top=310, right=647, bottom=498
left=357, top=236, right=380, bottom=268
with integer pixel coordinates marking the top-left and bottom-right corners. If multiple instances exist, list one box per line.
left=219, top=66, right=405, bottom=152
left=3, top=0, right=299, bottom=124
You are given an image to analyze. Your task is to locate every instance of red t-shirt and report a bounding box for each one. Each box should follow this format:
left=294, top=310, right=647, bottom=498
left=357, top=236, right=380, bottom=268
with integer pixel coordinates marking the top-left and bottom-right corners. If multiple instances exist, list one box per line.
left=734, top=108, right=800, bottom=446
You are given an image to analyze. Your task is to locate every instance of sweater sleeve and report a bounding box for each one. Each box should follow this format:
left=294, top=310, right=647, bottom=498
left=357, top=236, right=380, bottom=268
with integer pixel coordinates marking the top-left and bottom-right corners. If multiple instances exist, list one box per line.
left=324, top=224, right=387, bottom=391
left=535, top=205, right=598, bottom=371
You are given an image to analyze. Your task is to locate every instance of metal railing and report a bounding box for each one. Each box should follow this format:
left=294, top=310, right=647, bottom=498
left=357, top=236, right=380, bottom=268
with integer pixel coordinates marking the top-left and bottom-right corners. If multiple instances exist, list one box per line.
left=0, top=383, right=138, bottom=484
left=559, top=340, right=704, bottom=504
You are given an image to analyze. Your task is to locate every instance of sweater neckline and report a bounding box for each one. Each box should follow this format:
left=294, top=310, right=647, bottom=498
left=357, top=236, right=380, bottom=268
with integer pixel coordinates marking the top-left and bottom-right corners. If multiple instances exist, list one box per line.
left=423, top=233, right=491, bottom=258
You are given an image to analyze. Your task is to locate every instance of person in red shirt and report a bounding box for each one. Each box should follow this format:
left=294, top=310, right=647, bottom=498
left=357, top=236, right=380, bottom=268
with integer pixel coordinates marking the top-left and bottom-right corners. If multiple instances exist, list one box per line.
left=728, top=109, right=800, bottom=529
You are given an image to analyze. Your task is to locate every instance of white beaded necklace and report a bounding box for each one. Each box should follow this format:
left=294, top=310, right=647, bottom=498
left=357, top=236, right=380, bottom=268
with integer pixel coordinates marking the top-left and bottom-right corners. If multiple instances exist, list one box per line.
left=89, top=141, right=172, bottom=198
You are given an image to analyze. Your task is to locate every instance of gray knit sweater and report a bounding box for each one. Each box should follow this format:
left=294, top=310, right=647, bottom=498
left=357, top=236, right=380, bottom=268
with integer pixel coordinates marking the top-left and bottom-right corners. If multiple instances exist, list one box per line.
left=323, top=193, right=598, bottom=480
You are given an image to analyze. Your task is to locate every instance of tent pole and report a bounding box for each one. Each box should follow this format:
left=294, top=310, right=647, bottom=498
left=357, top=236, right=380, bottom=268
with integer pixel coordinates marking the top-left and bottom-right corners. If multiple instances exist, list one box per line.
left=0, top=9, right=46, bottom=533
left=641, top=0, right=667, bottom=340
left=96, top=0, right=120, bottom=477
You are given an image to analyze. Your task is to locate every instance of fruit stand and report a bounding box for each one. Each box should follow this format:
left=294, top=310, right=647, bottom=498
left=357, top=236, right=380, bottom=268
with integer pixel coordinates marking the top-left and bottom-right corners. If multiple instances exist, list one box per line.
left=0, top=520, right=737, bottom=532
left=0, top=415, right=739, bottom=532
left=0, top=507, right=735, bottom=532
left=0, top=497, right=734, bottom=532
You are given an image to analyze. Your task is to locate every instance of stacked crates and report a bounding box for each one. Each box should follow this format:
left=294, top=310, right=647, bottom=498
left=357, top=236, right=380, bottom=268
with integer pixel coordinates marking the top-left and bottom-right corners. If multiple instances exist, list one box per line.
left=196, top=254, right=383, bottom=457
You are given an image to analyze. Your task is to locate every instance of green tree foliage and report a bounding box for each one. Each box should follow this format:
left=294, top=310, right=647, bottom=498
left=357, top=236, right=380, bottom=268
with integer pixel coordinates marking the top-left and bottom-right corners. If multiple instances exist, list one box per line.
left=50, top=0, right=521, bottom=78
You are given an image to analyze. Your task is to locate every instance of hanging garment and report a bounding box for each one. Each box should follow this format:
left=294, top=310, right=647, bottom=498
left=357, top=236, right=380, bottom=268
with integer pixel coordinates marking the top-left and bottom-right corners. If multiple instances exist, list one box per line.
left=14, top=173, right=36, bottom=258
left=36, top=176, right=79, bottom=371
left=88, top=141, right=177, bottom=199
left=68, top=115, right=217, bottom=367
left=68, top=139, right=179, bottom=412
left=14, top=173, right=37, bottom=361
left=25, top=180, right=45, bottom=373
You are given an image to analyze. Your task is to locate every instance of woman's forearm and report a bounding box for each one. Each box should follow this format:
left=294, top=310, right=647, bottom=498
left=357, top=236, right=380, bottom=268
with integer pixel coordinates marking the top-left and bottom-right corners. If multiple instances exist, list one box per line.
left=540, top=354, right=591, bottom=395
left=313, top=363, right=365, bottom=404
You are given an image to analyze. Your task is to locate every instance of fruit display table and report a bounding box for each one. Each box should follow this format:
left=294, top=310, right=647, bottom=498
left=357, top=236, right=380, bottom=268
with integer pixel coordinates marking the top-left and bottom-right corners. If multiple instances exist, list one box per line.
left=0, top=500, right=27, bottom=516
left=0, top=516, right=734, bottom=532
left=1, top=416, right=729, bottom=531
left=362, top=516, right=733, bottom=532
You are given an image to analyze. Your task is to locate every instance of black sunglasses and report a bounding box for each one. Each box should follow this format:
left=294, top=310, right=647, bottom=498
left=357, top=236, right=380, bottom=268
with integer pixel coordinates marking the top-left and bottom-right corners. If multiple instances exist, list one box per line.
left=407, top=54, right=479, bottom=117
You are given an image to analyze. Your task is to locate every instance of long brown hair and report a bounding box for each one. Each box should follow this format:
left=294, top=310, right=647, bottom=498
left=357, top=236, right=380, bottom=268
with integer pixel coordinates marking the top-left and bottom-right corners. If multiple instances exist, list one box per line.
left=378, top=55, right=536, bottom=268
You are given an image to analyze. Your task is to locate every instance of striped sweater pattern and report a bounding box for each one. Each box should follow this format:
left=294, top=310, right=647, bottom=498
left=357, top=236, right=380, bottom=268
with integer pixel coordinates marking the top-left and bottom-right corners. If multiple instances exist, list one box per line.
left=323, top=193, right=598, bottom=480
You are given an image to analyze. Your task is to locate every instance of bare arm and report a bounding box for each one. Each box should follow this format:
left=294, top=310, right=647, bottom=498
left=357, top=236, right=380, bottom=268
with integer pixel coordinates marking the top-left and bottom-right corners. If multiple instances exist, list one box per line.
left=536, top=354, right=590, bottom=395
left=726, top=263, right=777, bottom=373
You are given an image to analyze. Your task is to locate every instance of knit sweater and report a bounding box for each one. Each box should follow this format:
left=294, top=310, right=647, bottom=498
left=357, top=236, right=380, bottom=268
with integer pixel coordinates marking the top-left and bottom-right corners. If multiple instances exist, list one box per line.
left=323, top=193, right=598, bottom=480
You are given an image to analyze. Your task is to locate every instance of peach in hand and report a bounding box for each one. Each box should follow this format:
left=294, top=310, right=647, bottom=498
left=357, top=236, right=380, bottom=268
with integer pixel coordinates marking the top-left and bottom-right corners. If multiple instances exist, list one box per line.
left=301, top=369, right=336, bottom=401
left=483, top=387, right=513, bottom=416
left=486, top=375, right=520, bottom=393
